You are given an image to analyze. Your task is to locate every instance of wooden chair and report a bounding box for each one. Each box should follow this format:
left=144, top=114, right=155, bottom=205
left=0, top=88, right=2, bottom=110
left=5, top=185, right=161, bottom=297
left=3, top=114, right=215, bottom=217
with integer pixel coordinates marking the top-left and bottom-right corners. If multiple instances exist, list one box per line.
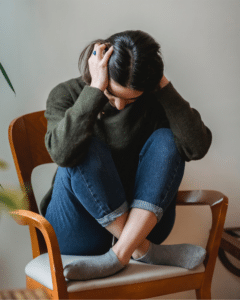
left=8, top=110, right=228, bottom=299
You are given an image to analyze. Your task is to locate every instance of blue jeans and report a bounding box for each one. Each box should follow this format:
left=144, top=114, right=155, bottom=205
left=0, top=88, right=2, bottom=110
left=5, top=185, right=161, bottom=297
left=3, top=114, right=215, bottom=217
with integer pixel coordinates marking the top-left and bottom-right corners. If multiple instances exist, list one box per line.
left=45, top=128, right=185, bottom=255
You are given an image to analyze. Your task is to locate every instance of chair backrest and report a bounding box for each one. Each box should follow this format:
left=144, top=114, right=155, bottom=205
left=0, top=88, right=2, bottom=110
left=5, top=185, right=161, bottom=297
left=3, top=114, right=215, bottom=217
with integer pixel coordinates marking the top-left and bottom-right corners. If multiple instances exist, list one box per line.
left=8, top=110, right=52, bottom=213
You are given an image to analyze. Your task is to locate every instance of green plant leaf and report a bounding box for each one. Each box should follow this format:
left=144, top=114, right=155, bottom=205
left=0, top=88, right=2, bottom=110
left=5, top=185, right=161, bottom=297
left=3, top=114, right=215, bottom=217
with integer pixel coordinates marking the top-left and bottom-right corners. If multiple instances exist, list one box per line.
left=0, top=159, right=9, bottom=170
left=0, top=159, right=28, bottom=215
left=0, top=63, right=16, bottom=94
left=0, top=189, right=27, bottom=211
left=0, top=192, right=17, bottom=210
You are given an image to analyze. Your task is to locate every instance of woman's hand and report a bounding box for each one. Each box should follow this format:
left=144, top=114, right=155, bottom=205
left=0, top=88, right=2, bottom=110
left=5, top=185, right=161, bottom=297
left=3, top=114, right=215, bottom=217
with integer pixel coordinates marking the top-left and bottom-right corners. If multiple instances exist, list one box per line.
left=159, top=75, right=170, bottom=89
left=88, top=43, right=114, bottom=92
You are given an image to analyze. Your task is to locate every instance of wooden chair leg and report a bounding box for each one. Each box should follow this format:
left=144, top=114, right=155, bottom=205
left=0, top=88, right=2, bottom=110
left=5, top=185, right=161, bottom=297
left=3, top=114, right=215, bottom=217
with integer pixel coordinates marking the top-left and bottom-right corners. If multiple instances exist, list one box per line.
left=195, top=286, right=211, bottom=299
left=26, top=276, right=56, bottom=299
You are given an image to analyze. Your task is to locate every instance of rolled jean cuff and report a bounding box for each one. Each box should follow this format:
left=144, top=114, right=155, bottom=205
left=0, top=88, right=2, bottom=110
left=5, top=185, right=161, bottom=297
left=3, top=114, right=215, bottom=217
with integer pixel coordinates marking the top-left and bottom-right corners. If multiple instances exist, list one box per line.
left=96, top=201, right=129, bottom=227
left=130, top=199, right=164, bottom=223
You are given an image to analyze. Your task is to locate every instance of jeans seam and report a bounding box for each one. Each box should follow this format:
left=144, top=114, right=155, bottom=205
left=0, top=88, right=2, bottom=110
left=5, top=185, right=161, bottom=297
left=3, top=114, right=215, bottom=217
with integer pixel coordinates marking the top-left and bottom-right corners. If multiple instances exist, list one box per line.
left=59, top=170, right=74, bottom=196
left=76, top=165, right=110, bottom=216
left=161, top=155, right=183, bottom=207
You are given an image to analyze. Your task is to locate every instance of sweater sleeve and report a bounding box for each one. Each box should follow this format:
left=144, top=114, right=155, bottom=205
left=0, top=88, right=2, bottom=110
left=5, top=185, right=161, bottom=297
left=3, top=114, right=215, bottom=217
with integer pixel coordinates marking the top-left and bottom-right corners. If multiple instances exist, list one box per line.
left=44, top=81, right=108, bottom=167
left=154, top=82, right=212, bottom=161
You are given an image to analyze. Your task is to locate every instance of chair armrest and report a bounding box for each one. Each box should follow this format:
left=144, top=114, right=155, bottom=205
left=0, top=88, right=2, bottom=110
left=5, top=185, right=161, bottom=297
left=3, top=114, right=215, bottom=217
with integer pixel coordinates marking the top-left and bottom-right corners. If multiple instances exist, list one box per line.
left=177, top=190, right=227, bottom=207
left=10, top=210, right=67, bottom=296
left=176, top=190, right=228, bottom=290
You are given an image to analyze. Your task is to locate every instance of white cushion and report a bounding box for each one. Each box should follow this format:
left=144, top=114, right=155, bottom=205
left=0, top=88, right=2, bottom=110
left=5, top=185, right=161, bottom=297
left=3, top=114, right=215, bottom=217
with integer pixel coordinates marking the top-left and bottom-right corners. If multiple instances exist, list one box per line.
left=25, top=253, right=205, bottom=292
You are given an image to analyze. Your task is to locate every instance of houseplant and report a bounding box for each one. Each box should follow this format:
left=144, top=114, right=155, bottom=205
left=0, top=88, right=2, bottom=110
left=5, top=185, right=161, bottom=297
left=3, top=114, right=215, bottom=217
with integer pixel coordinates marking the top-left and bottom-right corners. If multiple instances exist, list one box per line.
left=0, top=159, right=28, bottom=216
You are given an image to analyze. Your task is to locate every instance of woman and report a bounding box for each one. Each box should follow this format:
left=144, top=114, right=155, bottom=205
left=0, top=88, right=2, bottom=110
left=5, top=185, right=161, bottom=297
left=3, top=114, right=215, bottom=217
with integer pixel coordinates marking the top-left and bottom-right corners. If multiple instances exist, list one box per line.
left=42, top=30, right=212, bottom=281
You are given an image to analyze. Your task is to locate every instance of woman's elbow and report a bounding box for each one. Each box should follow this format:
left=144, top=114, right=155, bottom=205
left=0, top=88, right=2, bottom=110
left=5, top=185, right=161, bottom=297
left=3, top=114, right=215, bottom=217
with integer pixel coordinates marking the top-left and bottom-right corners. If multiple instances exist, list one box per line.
left=192, top=130, right=213, bottom=161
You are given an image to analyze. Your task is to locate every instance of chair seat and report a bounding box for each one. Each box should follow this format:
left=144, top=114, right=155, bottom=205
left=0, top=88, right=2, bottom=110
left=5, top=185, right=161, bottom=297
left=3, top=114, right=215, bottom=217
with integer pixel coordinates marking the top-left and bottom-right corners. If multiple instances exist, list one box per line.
left=25, top=253, right=205, bottom=293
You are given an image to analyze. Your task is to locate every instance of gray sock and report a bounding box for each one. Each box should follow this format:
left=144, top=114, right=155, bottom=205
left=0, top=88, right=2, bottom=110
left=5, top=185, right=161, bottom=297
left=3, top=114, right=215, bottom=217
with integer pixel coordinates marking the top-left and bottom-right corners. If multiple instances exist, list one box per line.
left=134, top=243, right=206, bottom=270
left=63, top=248, right=125, bottom=280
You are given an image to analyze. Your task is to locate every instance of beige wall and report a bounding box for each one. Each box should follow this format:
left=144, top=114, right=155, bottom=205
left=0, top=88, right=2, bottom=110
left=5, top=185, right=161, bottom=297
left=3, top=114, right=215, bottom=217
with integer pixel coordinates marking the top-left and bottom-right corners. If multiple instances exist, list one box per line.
left=0, top=0, right=239, bottom=298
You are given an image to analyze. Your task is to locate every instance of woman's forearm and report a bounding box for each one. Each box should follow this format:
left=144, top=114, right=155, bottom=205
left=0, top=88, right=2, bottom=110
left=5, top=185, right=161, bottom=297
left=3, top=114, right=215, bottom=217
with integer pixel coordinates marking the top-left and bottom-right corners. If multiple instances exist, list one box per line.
left=45, top=83, right=108, bottom=167
left=155, top=81, right=212, bottom=161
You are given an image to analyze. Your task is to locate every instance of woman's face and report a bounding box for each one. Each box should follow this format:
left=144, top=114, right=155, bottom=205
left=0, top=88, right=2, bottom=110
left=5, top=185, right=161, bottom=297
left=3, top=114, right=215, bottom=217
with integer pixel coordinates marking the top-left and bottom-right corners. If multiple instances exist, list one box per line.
left=104, top=78, right=143, bottom=110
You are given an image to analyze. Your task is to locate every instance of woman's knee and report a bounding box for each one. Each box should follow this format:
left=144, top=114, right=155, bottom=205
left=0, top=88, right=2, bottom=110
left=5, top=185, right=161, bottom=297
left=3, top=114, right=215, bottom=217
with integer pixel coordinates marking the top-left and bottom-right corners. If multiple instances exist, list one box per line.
left=140, top=128, right=181, bottom=160
left=151, top=128, right=177, bottom=150
left=65, top=137, right=113, bottom=175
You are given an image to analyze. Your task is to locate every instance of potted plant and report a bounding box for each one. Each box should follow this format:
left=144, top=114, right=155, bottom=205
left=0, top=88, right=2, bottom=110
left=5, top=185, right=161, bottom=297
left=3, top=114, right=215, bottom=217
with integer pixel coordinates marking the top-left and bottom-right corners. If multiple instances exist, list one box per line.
left=0, top=159, right=28, bottom=218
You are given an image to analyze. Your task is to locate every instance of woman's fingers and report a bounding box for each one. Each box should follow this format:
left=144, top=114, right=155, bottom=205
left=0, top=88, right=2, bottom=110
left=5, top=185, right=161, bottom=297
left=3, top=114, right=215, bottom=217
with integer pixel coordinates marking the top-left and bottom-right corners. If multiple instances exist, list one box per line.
left=92, top=43, right=113, bottom=61
left=102, top=46, right=114, bottom=65
left=97, top=44, right=107, bottom=59
left=159, top=75, right=169, bottom=89
left=92, top=43, right=107, bottom=59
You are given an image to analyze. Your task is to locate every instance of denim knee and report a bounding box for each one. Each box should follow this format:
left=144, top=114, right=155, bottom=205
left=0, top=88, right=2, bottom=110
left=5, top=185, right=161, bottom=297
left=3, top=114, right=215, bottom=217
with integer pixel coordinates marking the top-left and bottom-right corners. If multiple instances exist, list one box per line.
left=139, top=128, right=179, bottom=160
left=59, top=137, right=129, bottom=228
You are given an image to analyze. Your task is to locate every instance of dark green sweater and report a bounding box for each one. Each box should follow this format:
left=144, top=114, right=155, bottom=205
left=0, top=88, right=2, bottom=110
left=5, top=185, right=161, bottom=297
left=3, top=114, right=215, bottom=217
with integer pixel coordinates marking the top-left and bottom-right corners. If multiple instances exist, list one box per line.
left=40, top=76, right=212, bottom=216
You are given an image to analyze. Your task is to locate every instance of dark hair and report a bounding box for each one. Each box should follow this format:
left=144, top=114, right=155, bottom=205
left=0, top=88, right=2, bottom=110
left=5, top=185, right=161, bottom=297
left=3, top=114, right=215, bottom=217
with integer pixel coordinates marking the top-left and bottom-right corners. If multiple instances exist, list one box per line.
left=78, top=30, right=164, bottom=92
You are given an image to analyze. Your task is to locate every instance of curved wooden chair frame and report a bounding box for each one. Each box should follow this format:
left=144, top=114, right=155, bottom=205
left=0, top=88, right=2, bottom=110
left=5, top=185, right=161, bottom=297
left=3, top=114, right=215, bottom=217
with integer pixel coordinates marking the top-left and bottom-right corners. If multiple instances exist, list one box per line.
left=8, top=110, right=228, bottom=299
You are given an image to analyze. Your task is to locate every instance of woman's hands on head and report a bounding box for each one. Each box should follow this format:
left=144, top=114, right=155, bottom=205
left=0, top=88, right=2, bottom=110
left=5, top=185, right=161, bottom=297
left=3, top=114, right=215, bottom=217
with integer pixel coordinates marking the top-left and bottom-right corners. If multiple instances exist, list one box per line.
left=88, top=43, right=114, bottom=92
left=88, top=43, right=169, bottom=92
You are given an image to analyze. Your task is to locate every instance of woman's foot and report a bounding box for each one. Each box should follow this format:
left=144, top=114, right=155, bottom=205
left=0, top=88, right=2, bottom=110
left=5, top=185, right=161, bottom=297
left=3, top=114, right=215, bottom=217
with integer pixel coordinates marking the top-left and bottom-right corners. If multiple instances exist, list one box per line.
left=133, top=242, right=206, bottom=270
left=63, top=248, right=126, bottom=281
